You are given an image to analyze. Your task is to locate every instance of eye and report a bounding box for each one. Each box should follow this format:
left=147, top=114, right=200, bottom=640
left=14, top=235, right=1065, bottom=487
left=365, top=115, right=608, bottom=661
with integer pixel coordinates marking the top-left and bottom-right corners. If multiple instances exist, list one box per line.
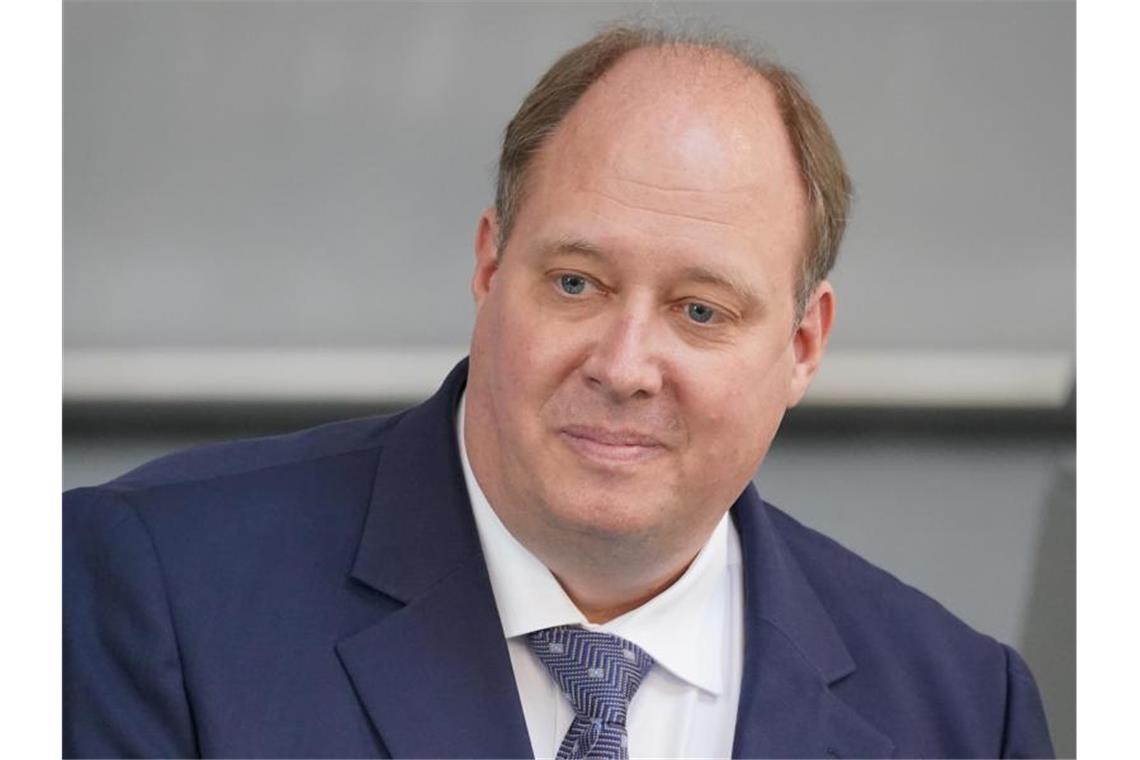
left=686, top=302, right=717, bottom=324
left=558, top=273, right=589, bottom=295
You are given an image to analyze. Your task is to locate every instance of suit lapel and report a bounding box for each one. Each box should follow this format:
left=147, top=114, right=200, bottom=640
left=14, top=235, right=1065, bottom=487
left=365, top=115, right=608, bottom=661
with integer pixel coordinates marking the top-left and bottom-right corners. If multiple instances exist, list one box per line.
left=336, top=360, right=532, bottom=758
left=336, top=554, right=531, bottom=758
left=731, top=488, right=895, bottom=759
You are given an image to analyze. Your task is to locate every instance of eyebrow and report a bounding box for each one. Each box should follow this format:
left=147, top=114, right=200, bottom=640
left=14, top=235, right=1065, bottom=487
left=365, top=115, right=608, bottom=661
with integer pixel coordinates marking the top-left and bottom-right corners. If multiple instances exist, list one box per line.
left=536, top=237, right=766, bottom=313
left=679, top=265, right=766, bottom=313
left=537, top=237, right=608, bottom=261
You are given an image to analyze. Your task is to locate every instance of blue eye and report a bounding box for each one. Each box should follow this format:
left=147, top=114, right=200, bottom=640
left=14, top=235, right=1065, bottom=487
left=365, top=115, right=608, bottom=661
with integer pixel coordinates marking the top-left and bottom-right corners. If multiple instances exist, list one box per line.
left=686, top=303, right=716, bottom=324
left=559, top=274, right=588, bottom=295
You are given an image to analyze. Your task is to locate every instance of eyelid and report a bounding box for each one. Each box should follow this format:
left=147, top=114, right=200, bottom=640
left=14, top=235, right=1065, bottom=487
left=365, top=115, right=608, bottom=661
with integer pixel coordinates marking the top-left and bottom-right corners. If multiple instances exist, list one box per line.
left=679, top=299, right=732, bottom=326
left=547, top=271, right=734, bottom=325
left=551, top=270, right=601, bottom=295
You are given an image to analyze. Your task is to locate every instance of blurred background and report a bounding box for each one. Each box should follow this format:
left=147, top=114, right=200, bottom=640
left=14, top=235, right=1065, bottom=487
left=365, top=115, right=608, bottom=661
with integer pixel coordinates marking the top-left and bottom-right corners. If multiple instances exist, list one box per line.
left=63, top=1, right=1075, bottom=754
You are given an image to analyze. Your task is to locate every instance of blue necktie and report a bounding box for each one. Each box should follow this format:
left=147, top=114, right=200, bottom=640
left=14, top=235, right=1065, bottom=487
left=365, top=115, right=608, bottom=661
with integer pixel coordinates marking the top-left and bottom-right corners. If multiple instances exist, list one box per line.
left=527, top=626, right=655, bottom=760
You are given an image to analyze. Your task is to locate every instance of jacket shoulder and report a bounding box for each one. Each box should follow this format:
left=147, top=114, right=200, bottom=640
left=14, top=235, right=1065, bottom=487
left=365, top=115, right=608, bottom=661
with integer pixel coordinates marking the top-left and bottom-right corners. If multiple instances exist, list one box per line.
left=765, top=501, right=994, bottom=650
left=86, top=410, right=408, bottom=493
left=62, top=411, right=414, bottom=757
left=763, top=502, right=1053, bottom=756
left=63, top=410, right=410, bottom=549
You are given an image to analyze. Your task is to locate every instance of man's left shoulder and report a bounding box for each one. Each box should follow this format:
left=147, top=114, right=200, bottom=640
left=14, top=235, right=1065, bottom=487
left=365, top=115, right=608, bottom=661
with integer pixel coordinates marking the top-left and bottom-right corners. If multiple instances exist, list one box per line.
left=763, top=501, right=1055, bottom=757
left=766, top=501, right=1001, bottom=659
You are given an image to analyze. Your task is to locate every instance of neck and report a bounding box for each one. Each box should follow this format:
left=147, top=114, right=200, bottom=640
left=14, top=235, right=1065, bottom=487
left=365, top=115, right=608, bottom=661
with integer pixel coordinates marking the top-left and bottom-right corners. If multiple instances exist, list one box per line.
left=554, top=558, right=696, bottom=623
left=494, top=512, right=713, bottom=624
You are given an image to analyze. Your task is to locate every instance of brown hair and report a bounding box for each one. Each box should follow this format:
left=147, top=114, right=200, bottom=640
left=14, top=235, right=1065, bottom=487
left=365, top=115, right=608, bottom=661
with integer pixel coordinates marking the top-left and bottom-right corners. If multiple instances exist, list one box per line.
left=494, top=24, right=852, bottom=320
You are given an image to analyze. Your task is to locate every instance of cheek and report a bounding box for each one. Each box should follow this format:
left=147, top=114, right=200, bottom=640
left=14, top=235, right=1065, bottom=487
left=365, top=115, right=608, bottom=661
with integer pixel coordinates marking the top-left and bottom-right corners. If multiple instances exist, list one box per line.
left=487, top=288, right=588, bottom=416
left=685, top=351, right=792, bottom=459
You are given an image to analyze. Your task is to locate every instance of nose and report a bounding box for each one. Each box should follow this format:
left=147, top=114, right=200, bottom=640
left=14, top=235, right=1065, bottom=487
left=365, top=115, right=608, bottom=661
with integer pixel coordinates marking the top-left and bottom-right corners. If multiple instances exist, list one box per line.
left=580, top=307, right=665, bottom=401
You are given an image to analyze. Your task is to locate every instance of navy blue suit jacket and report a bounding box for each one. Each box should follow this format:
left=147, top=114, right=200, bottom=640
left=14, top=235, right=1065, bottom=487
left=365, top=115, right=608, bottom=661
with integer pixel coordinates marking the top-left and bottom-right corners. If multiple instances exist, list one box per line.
left=64, top=360, right=1054, bottom=758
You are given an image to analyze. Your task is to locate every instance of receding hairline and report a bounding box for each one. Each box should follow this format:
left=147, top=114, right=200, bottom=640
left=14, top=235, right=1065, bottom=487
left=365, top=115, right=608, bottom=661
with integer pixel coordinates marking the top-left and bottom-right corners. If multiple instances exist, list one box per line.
left=550, top=44, right=791, bottom=146
left=590, top=41, right=779, bottom=93
left=503, top=39, right=791, bottom=228
left=493, top=23, right=852, bottom=321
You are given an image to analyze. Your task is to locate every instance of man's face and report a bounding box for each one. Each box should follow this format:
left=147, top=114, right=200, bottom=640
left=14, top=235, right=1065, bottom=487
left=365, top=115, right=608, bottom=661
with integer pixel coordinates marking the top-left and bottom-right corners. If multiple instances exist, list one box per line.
left=464, top=51, right=832, bottom=564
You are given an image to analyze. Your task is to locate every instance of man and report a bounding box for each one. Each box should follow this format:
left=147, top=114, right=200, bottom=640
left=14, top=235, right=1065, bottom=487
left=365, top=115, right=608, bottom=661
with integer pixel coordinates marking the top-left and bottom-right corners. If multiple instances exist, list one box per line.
left=64, top=26, right=1054, bottom=758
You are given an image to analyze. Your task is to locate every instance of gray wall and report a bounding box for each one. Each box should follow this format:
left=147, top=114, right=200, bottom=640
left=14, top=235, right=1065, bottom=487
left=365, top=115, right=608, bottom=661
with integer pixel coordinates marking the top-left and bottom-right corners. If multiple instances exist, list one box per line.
left=65, top=0, right=1074, bottom=353
left=63, top=1, right=1075, bottom=755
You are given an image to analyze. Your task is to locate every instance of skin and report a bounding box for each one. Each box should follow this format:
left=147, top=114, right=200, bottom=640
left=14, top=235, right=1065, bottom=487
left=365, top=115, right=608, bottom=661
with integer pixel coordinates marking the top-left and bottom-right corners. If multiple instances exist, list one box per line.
left=463, top=48, right=835, bottom=623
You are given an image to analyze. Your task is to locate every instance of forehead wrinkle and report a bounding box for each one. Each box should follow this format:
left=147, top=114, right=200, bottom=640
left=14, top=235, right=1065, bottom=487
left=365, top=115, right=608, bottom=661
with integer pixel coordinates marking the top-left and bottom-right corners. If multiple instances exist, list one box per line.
left=581, top=172, right=766, bottom=235
left=611, top=172, right=763, bottom=196
left=592, top=185, right=738, bottom=229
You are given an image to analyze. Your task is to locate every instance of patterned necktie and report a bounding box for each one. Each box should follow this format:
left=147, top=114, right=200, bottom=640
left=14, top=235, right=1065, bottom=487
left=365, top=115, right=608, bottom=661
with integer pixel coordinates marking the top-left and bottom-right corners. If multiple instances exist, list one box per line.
left=527, top=626, right=655, bottom=760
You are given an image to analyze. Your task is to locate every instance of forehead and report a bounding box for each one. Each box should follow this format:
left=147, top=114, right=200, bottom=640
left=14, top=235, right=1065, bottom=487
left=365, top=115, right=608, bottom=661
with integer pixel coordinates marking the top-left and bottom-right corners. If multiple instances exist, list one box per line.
left=557, top=49, right=793, bottom=176
left=514, top=48, right=809, bottom=286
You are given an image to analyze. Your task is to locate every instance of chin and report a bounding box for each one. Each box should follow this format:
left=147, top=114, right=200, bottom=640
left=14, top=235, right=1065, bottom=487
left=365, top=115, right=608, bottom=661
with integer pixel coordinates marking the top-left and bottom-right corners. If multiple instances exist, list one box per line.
left=541, top=483, right=673, bottom=540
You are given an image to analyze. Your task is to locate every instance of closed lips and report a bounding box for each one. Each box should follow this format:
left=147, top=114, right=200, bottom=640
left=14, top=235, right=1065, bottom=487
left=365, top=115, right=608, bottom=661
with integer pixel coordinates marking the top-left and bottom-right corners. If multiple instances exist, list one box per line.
left=559, top=426, right=666, bottom=448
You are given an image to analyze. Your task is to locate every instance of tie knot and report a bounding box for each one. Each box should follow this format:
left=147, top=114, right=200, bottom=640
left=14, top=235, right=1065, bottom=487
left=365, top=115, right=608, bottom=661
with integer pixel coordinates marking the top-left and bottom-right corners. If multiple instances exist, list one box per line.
left=527, top=626, right=655, bottom=727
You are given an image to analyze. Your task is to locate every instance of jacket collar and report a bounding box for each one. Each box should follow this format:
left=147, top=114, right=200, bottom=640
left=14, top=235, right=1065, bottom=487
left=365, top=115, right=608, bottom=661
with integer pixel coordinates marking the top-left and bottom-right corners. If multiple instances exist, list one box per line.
left=348, top=358, right=482, bottom=602
left=338, top=359, right=893, bottom=758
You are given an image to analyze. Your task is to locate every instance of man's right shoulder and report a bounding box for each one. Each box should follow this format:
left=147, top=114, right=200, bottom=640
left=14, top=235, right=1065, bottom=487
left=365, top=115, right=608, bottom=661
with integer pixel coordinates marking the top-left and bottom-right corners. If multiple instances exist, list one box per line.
left=62, top=409, right=411, bottom=528
left=82, top=410, right=408, bottom=492
left=62, top=408, right=422, bottom=758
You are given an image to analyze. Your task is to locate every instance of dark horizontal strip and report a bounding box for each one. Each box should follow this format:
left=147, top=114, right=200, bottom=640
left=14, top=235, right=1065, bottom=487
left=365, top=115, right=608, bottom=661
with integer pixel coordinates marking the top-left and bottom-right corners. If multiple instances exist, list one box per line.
left=63, top=399, right=1075, bottom=440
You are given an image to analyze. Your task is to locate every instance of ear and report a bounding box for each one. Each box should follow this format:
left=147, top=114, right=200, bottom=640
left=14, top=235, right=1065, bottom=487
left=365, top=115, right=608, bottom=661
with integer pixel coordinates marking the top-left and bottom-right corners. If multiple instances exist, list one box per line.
left=472, top=207, right=501, bottom=307
left=786, top=280, right=835, bottom=408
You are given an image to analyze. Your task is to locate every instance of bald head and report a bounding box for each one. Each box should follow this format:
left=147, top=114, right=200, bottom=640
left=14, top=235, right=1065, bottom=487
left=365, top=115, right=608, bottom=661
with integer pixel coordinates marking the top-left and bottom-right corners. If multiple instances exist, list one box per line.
left=526, top=47, right=809, bottom=282
left=494, top=26, right=852, bottom=318
left=552, top=47, right=805, bottom=227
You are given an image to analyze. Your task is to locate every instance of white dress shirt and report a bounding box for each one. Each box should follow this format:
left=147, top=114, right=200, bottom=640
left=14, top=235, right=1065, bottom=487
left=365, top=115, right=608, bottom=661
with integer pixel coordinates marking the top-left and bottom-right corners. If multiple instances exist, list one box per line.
left=457, top=394, right=745, bottom=759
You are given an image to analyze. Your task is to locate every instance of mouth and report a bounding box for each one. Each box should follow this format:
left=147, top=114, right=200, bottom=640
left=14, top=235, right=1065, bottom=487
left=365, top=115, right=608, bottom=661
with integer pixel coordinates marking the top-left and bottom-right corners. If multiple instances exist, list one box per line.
left=557, top=425, right=667, bottom=466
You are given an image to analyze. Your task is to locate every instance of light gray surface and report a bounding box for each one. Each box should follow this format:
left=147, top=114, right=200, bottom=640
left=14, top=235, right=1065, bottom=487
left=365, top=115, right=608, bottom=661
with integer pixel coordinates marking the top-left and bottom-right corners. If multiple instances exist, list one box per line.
left=64, top=0, right=1074, bottom=352
left=1020, top=463, right=1076, bottom=757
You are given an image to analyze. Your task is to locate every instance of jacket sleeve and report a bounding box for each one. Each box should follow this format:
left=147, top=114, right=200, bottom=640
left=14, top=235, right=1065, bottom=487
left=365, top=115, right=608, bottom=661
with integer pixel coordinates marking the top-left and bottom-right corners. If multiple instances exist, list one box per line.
left=1000, top=643, right=1055, bottom=759
left=63, top=487, right=199, bottom=758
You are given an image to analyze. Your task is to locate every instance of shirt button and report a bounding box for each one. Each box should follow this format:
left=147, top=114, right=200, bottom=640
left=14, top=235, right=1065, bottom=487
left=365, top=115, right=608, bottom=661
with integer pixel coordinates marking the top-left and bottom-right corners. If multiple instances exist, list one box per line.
left=588, top=667, right=605, bottom=678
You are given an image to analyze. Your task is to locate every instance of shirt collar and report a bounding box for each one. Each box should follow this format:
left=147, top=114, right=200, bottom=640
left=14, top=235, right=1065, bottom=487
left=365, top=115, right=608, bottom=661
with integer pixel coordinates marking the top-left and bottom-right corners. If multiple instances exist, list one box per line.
left=457, top=392, right=734, bottom=696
